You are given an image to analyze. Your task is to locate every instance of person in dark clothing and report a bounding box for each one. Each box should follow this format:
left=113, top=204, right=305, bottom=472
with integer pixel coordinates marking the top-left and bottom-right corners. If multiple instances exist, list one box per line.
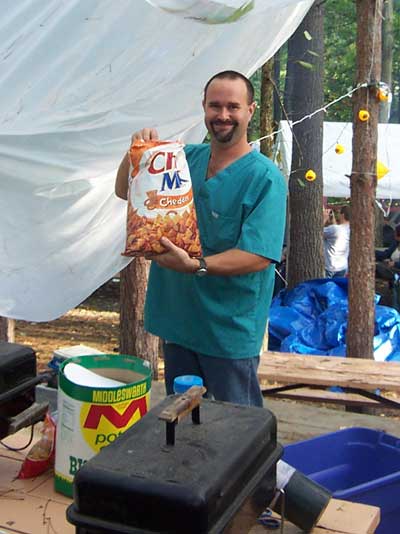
left=375, top=225, right=400, bottom=310
left=376, top=224, right=400, bottom=281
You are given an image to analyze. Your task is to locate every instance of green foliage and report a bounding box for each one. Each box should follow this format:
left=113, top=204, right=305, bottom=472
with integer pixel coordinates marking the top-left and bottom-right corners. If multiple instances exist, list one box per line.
left=222, top=0, right=254, bottom=23
left=392, top=0, right=400, bottom=121
left=324, top=0, right=357, bottom=122
left=250, top=0, right=400, bottom=138
left=324, top=0, right=400, bottom=122
left=249, top=68, right=261, bottom=140
left=294, top=60, right=314, bottom=70
left=304, top=30, right=313, bottom=41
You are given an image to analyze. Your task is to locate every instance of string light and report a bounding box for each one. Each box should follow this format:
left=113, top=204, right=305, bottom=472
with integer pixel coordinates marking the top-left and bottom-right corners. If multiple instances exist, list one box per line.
left=335, top=144, right=345, bottom=154
left=323, top=122, right=350, bottom=158
left=254, top=82, right=368, bottom=144
left=376, top=82, right=390, bottom=102
left=305, top=169, right=316, bottom=181
left=358, top=109, right=370, bottom=121
left=253, top=79, right=392, bottom=184
left=377, top=161, right=389, bottom=180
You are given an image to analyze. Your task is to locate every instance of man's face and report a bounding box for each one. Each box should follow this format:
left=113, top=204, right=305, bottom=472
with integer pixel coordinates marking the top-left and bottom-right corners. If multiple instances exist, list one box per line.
left=202, top=77, right=256, bottom=146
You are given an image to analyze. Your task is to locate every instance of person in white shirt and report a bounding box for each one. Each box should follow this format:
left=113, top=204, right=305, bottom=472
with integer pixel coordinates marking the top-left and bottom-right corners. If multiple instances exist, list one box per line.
left=323, top=205, right=350, bottom=278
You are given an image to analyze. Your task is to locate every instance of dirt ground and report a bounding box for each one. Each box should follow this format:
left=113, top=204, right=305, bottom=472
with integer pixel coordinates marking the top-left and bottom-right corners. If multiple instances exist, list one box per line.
left=12, top=275, right=397, bottom=388
left=14, top=280, right=120, bottom=373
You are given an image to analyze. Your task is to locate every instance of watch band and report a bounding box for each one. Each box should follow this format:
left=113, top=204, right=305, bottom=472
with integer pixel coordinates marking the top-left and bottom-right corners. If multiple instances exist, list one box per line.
left=195, top=257, right=208, bottom=276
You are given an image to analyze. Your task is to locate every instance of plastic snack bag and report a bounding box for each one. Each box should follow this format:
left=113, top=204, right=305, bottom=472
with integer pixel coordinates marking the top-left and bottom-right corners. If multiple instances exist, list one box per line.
left=17, top=412, right=56, bottom=479
left=122, top=140, right=202, bottom=257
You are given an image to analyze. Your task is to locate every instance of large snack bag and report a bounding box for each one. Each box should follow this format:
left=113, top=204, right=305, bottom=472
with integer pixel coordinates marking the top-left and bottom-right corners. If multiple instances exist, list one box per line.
left=123, top=140, right=202, bottom=257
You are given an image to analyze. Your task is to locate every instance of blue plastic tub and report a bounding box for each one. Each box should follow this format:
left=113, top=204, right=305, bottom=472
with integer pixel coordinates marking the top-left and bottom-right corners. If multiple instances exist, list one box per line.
left=283, top=427, right=400, bottom=534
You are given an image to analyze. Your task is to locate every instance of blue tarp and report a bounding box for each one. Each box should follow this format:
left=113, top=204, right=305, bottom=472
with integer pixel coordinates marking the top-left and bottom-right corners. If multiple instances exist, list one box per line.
left=268, top=278, right=400, bottom=362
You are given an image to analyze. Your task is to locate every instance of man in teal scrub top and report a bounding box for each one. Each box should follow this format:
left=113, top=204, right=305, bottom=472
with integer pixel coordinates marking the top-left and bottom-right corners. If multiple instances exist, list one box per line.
left=115, top=71, right=287, bottom=407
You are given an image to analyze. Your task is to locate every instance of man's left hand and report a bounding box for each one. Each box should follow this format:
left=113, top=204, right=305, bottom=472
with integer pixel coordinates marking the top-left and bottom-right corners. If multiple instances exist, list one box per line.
left=147, top=237, right=198, bottom=273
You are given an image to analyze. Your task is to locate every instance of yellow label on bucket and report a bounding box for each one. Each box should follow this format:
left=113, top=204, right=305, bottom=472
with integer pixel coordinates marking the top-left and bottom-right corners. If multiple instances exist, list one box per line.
left=54, top=354, right=152, bottom=497
left=80, top=392, right=150, bottom=452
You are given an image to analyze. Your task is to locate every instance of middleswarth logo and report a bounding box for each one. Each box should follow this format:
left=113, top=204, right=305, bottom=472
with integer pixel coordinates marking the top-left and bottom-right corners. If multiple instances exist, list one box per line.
left=79, top=393, right=148, bottom=452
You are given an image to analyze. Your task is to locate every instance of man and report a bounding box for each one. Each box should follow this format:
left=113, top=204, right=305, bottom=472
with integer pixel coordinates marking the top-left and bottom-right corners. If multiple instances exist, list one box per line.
left=323, top=205, right=350, bottom=278
left=115, top=71, right=287, bottom=407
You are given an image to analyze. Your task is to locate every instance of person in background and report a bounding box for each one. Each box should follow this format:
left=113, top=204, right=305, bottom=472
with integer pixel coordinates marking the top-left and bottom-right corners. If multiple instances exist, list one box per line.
left=375, top=224, right=400, bottom=283
left=272, top=245, right=287, bottom=297
left=323, top=205, right=350, bottom=278
left=115, top=70, right=287, bottom=407
left=376, top=224, right=400, bottom=267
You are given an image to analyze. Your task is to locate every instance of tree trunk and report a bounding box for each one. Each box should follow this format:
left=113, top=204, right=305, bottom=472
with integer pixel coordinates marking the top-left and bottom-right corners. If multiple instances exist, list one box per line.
left=283, top=41, right=295, bottom=118
left=273, top=49, right=282, bottom=127
left=398, top=75, right=400, bottom=122
left=260, top=58, right=275, bottom=157
left=347, top=0, right=382, bottom=361
left=286, top=1, right=325, bottom=288
left=120, top=259, right=160, bottom=379
left=0, top=317, right=15, bottom=342
left=379, top=0, right=393, bottom=123
left=375, top=205, right=384, bottom=247
left=374, top=0, right=393, bottom=247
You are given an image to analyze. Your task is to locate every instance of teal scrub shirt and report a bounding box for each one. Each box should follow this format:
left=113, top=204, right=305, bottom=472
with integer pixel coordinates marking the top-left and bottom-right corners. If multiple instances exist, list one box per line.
left=144, top=144, right=287, bottom=359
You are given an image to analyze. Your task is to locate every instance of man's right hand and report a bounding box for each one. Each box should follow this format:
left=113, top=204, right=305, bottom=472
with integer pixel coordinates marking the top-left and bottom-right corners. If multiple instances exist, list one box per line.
left=132, top=128, right=159, bottom=142
left=115, top=128, right=160, bottom=200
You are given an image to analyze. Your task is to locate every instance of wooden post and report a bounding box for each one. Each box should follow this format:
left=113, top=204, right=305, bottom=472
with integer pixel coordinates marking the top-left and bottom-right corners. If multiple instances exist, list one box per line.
left=120, top=259, right=160, bottom=379
left=347, top=1, right=383, bottom=361
left=260, top=58, right=274, bottom=157
left=0, top=317, right=15, bottom=342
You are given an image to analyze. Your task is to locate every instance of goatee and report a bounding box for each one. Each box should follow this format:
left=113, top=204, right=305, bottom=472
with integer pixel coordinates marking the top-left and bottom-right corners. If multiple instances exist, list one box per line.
left=211, top=121, right=237, bottom=143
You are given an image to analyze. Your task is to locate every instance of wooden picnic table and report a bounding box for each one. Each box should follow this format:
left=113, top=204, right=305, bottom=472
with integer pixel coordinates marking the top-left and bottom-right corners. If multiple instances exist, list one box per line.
left=1, top=434, right=380, bottom=534
left=259, top=351, right=400, bottom=408
left=249, top=499, right=380, bottom=534
left=0, top=381, right=387, bottom=534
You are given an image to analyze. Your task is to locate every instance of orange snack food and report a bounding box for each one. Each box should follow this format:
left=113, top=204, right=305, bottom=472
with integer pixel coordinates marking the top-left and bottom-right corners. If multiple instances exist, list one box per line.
left=18, top=413, right=56, bottom=479
left=122, top=140, right=202, bottom=257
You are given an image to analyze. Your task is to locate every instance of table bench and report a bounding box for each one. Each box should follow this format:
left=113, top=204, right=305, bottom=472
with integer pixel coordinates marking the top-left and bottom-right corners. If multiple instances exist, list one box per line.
left=258, top=352, right=400, bottom=409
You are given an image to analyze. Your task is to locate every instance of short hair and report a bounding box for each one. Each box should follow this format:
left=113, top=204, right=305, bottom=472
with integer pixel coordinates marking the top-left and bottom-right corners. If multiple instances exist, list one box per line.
left=340, top=205, right=350, bottom=221
left=203, top=70, right=255, bottom=104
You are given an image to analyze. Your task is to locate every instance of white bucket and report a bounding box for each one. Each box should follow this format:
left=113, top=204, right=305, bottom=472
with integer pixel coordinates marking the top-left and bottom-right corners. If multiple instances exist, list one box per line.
left=54, top=354, right=152, bottom=497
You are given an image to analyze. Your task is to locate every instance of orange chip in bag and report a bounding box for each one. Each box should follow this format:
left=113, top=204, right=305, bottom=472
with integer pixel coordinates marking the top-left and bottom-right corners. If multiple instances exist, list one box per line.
left=122, top=140, right=202, bottom=257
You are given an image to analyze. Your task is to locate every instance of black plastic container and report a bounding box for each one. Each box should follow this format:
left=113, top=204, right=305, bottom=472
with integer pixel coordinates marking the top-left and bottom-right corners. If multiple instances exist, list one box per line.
left=0, top=342, right=36, bottom=428
left=67, top=394, right=282, bottom=534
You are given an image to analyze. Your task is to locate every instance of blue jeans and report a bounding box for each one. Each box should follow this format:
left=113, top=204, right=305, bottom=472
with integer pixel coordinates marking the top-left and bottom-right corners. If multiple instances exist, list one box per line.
left=163, top=342, right=263, bottom=407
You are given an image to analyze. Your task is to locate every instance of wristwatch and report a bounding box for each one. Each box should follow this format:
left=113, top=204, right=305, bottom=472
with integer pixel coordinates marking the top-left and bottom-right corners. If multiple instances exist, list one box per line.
left=195, top=257, right=208, bottom=277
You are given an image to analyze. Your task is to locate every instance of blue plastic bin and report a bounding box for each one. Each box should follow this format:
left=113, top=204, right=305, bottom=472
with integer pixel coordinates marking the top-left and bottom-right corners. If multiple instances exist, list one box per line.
left=283, top=427, right=400, bottom=534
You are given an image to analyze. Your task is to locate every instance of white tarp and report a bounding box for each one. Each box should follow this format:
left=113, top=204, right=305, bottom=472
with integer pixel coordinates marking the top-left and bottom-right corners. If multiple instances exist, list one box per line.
left=276, top=120, right=398, bottom=199
left=0, top=0, right=313, bottom=321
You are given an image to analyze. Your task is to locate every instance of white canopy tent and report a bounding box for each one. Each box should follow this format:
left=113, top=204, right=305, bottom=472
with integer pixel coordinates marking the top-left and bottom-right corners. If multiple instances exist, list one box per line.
left=0, top=0, right=313, bottom=321
left=276, top=120, right=398, bottom=199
